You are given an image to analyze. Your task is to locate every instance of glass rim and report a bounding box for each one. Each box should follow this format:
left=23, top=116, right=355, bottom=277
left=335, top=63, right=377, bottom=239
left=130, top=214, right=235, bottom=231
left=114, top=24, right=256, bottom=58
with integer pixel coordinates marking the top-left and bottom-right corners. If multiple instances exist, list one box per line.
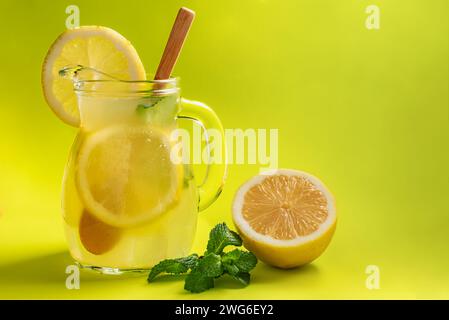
left=74, top=76, right=179, bottom=84
left=73, top=76, right=180, bottom=96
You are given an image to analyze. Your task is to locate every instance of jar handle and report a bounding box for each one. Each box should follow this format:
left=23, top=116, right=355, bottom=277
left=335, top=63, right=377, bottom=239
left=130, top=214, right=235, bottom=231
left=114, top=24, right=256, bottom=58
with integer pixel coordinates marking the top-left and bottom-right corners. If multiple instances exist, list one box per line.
left=177, top=98, right=227, bottom=211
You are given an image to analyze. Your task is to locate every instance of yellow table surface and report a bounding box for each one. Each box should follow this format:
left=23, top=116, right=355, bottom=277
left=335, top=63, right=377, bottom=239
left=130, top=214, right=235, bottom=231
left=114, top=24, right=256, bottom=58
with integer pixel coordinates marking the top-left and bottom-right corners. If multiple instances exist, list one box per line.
left=0, top=0, right=448, bottom=299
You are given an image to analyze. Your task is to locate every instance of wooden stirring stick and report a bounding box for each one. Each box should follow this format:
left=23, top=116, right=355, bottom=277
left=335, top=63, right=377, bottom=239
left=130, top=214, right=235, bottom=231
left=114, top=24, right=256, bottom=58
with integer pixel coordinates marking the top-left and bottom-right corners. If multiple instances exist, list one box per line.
left=154, top=7, right=196, bottom=80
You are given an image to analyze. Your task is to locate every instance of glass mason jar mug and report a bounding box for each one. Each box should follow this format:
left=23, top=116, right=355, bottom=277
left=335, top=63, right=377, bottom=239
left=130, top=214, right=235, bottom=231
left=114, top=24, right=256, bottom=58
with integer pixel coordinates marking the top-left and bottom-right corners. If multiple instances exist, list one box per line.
left=61, top=72, right=226, bottom=273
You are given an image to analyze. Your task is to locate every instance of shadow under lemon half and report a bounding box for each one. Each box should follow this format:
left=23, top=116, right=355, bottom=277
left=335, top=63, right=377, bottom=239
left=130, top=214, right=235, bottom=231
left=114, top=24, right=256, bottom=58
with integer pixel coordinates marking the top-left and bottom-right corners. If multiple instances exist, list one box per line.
left=232, top=169, right=336, bottom=269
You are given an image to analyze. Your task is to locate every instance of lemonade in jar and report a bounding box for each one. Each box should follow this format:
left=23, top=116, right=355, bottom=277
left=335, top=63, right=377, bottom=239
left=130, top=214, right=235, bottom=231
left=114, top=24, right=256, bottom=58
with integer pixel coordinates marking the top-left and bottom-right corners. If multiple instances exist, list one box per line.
left=42, top=25, right=226, bottom=273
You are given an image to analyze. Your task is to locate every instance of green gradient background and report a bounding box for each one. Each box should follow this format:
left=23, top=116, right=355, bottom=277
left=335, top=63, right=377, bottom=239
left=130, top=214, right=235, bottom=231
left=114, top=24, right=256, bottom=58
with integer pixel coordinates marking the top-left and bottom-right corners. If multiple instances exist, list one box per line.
left=0, top=0, right=448, bottom=299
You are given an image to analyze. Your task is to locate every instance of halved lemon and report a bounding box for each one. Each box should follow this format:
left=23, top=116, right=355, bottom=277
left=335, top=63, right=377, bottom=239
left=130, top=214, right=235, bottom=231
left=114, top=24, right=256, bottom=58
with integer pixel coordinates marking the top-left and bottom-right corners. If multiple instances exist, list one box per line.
left=76, top=125, right=182, bottom=228
left=232, top=169, right=336, bottom=268
left=42, top=26, right=146, bottom=126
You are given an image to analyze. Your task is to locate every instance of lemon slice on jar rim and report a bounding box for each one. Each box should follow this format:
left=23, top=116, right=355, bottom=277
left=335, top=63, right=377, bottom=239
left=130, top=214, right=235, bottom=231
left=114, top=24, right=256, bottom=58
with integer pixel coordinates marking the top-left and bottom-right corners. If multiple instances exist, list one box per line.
left=41, top=26, right=146, bottom=127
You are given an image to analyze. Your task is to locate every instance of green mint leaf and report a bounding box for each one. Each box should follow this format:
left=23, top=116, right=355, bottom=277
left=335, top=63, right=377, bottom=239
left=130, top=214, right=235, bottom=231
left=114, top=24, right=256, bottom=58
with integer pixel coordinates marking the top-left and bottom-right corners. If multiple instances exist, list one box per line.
left=136, top=96, right=165, bottom=115
left=137, top=103, right=151, bottom=110
left=147, top=254, right=198, bottom=282
left=222, top=249, right=258, bottom=275
left=195, top=253, right=223, bottom=277
left=183, top=253, right=222, bottom=293
left=176, top=254, right=200, bottom=269
left=206, top=222, right=242, bottom=255
left=136, top=104, right=147, bottom=116
left=184, top=271, right=214, bottom=293
left=230, top=272, right=251, bottom=286
left=223, top=263, right=240, bottom=276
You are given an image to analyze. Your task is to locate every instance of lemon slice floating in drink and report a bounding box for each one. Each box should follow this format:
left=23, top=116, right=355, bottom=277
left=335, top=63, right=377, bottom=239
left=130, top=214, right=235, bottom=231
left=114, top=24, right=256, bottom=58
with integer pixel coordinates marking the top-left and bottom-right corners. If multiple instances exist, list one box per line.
left=41, top=26, right=146, bottom=126
left=232, top=169, right=336, bottom=268
left=77, top=125, right=182, bottom=229
left=79, top=209, right=122, bottom=255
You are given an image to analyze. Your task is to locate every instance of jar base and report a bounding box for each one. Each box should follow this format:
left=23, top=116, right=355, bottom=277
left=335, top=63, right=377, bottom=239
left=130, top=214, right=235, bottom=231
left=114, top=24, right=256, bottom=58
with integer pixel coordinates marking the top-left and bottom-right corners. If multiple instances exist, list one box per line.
left=76, top=262, right=150, bottom=276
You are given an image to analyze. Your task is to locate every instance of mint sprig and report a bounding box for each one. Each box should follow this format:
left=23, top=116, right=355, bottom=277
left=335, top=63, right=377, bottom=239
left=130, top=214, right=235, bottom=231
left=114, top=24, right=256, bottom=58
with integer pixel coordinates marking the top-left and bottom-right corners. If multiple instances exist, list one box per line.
left=147, top=254, right=199, bottom=282
left=147, top=223, right=258, bottom=293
